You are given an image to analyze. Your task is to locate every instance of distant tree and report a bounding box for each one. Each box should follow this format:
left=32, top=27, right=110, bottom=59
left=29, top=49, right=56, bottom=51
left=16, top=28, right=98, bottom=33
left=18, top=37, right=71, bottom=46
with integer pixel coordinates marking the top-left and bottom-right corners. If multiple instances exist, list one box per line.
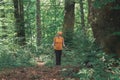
left=63, top=0, right=75, bottom=46
left=13, top=0, right=26, bottom=45
left=79, top=0, right=85, bottom=34
left=36, top=0, right=41, bottom=46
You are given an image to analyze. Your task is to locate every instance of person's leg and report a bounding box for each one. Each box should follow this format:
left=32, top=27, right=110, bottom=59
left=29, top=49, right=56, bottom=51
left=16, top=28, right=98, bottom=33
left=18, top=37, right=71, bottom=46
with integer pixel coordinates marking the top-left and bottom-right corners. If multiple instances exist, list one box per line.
left=57, top=50, right=62, bottom=65
left=55, top=50, right=59, bottom=65
left=55, top=50, right=62, bottom=65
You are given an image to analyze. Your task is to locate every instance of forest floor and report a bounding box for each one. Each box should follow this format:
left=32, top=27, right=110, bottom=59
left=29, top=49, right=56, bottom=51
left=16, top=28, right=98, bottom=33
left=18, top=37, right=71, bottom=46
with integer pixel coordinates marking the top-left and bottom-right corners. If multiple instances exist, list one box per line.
left=0, top=60, right=80, bottom=80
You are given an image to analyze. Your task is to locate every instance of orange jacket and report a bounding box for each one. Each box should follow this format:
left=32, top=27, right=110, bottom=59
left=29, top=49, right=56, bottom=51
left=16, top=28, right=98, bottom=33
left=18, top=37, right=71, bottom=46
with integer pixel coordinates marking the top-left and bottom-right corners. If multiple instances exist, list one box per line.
left=53, top=36, right=64, bottom=50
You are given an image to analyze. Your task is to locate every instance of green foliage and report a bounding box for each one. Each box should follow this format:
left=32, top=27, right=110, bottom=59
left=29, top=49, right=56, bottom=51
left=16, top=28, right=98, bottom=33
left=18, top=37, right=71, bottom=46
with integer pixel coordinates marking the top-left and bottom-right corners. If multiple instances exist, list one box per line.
left=40, top=0, right=64, bottom=44
left=93, top=0, right=115, bottom=8
left=56, top=45, right=120, bottom=80
left=0, top=44, right=35, bottom=70
left=0, top=0, right=120, bottom=80
left=0, top=51, right=15, bottom=68
left=93, top=0, right=120, bottom=10
left=112, top=4, right=120, bottom=10
left=112, top=31, right=120, bottom=35
left=44, top=29, right=120, bottom=80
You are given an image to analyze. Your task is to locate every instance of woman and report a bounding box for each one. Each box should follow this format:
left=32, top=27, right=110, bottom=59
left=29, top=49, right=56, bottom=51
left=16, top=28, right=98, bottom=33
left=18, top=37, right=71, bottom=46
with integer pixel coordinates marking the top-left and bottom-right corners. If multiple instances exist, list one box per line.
left=52, top=31, right=65, bottom=65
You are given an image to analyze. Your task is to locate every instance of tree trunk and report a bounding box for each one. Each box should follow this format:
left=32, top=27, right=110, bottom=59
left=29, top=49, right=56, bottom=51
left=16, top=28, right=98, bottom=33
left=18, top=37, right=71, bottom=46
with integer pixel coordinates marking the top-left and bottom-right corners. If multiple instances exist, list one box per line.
left=88, top=0, right=92, bottom=24
left=13, top=0, right=26, bottom=46
left=79, top=0, right=85, bottom=33
left=36, top=0, right=41, bottom=46
left=63, top=0, right=75, bottom=46
left=89, top=0, right=120, bottom=57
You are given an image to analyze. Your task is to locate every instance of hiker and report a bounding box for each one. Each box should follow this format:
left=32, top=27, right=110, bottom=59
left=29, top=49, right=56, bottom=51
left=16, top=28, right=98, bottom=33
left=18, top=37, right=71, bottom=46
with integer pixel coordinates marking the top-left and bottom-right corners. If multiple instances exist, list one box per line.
left=52, top=31, right=65, bottom=65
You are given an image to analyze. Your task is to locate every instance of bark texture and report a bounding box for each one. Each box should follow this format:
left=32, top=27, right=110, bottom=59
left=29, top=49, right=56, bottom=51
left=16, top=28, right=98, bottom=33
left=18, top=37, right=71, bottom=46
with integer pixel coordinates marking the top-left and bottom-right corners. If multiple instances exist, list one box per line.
left=36, top=0, right=41, bottom=46
left=13, top=0, right=26, bottom=45
left=63, top=0, right=75, bottom=46
left=80, top=0, right=85, bottom=32
left=89, top=0, right=120, bottom=57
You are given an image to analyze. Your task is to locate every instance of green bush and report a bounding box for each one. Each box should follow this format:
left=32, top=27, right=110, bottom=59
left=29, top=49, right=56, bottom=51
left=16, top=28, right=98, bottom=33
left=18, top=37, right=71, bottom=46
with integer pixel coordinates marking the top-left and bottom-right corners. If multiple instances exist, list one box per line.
left=60, top=30, right=120, bottom=80
left=0, top=44, right=35, bottom=70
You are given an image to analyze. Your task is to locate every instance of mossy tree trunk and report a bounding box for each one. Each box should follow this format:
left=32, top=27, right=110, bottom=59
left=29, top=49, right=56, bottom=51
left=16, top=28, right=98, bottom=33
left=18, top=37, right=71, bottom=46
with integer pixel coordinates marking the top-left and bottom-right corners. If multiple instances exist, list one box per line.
left=80, top=0, right=85, bottom=34
left=89, top=0, right=120, bottom=56
left=63, top=0, right=75, bottom=47
left=13, top=0, right=26, bottom=46
left=36, top=0, right=41, bottom=46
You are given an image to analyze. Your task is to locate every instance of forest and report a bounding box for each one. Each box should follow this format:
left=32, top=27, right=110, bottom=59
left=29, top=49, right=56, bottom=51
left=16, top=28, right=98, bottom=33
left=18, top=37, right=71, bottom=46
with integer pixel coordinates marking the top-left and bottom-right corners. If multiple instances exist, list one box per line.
left=0, top=0, right=120, bottom=80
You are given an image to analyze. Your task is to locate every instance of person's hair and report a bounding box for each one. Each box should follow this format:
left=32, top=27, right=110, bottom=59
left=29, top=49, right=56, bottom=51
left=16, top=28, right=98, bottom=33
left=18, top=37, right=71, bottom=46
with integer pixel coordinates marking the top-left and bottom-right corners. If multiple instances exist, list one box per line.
left=57, top=31, right=62, bottom=35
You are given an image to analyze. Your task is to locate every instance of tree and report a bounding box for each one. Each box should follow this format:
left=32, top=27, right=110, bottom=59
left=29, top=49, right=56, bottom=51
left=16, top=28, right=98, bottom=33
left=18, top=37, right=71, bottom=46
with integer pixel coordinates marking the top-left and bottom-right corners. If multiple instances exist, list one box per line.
left=79, top=0, right=85, bottom=34
left=89, top=0, right=120, bottom=56
left=13, top=0, right=26, bottom=46
left=63, top=0, right=75, bottom=46
left=36, top=0, right=41, bottom=46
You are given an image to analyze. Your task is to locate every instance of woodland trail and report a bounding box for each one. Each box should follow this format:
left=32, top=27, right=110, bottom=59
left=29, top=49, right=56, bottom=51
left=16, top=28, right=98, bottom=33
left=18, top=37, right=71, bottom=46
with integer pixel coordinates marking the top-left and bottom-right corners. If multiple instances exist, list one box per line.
left=0, top=60, right=80, bottom=80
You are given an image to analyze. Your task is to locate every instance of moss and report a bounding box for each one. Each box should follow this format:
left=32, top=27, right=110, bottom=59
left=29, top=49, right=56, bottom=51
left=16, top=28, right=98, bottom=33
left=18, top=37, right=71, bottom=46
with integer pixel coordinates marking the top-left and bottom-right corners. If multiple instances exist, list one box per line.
left=112, top=32, right=120, bottom=36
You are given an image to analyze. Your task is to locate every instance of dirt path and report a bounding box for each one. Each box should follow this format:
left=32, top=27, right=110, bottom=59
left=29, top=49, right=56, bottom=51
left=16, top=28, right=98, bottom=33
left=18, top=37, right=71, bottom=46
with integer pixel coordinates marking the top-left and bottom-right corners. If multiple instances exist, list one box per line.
left=0, top=61, right=80, bottom=80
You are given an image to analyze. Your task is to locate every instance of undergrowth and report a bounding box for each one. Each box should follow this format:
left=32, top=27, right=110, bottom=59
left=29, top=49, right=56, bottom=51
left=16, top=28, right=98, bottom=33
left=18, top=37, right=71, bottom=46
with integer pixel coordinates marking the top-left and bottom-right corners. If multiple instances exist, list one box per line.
left=0, top=31, right=119, bottom=80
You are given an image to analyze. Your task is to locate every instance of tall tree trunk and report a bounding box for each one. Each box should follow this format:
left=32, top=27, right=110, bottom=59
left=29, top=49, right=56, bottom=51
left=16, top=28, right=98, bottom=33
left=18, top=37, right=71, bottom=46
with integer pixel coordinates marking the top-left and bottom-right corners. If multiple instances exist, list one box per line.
left=63, top=0, right=75, bottom=46
left=13, top=0, right=26, bottom=46
left=87, top=0, right=92, bottom=25
left=89, top=0, right=120, bottom=57
left=36, top=0, right=41, bottom=46
left=90, top=0, right=120, bottom=44
left=79, top=0, right=85, bottom=33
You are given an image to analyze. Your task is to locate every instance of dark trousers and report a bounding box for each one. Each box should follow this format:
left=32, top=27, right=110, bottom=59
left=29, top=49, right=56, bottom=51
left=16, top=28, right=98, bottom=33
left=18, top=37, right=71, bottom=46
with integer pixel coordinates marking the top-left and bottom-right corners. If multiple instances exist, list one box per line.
left=55, top=50, right=62, bottom=65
